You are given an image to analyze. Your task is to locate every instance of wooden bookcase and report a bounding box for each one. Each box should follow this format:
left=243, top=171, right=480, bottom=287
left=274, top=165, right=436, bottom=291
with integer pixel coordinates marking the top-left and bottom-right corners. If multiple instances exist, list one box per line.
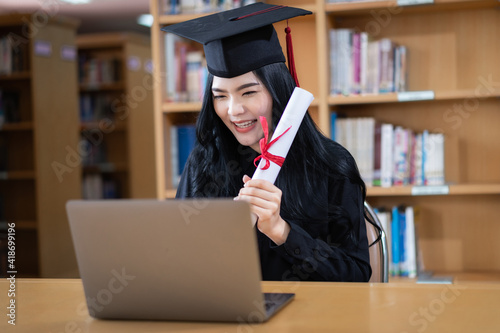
left=76, top=32, right=156, bottom=200
left=0, top=14, right=81, bottom=277
left=150, top=0, right=500, bottom=281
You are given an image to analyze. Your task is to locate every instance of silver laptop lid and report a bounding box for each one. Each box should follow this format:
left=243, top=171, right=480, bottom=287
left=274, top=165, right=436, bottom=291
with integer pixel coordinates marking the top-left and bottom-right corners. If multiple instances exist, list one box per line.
left=67, top=199, right=270, bottom=322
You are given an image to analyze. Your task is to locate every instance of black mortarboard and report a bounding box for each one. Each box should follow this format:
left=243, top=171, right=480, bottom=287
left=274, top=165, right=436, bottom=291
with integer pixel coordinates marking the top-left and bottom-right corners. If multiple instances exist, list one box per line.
left=161, top=3, right=312, bottom=79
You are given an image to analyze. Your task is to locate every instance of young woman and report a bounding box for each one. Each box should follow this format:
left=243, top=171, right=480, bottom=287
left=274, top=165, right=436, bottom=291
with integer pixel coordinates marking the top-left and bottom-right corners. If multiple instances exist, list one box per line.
left=167, top=3, right=371, bottom=282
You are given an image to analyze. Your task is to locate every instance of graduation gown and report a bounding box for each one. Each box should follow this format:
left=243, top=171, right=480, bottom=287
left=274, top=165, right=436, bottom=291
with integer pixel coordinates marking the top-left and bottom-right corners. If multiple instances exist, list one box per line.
left=176, top=146, right=371, bottom=282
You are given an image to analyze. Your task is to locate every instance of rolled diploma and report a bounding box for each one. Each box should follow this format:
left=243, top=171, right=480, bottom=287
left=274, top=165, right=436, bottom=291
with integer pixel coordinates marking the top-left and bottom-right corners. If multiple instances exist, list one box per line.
left=252, top=87, right=314, bottom=184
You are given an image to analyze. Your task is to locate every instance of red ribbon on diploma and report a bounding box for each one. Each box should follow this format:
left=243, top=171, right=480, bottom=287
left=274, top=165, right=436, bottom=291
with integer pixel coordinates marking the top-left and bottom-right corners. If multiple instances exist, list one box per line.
left=254, top=116, right=291, bottom=170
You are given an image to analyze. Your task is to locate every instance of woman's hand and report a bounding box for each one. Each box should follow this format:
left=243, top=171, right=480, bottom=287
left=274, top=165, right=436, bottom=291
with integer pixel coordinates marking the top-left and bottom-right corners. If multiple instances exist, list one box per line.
left=235, top=175, right=290, bottom=245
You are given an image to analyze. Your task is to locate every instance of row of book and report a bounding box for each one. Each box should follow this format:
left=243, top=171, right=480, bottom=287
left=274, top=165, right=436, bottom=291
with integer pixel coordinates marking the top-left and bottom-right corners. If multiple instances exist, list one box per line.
left=330, top=29, right=407, bottom=96
left=80, top=93, right=117, bottom=123
left=163, top=0, right=261, bottom=15
left=332, top=115, right=445, bottom=187
left=80, top=137, right=116, bottom=168
left=164, top=34, right=208, bottom=102
left=0, top=34, right=29, bottom=75
left=82, top=174, right=120, bottom=199
left=78, top=55, right=122, bottom=86
left=374, top=205, right=422, bottom=278
left=0, top=89, right=21, bottom=127
left=170, top=124, right=197, bottom=187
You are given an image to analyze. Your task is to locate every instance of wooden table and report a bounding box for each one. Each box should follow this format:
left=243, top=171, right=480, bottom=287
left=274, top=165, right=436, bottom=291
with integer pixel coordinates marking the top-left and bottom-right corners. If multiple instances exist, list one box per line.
left=2, top=279, right=500, bottom=332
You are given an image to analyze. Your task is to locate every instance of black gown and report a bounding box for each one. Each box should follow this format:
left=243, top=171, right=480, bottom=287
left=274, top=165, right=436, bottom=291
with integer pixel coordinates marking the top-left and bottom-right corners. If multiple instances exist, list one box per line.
left=176, top=145, right=372, bottom=282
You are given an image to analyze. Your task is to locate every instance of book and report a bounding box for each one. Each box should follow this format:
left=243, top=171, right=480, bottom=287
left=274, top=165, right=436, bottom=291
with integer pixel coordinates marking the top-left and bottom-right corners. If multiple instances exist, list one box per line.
left=373, top=122, right=382, bottom=186
left=172, top=124, right=197, bottom=186
left=404, top=206, right=417, bottom=278
left=333, top=116, right=445, bottom=187
left=380, top=123, right=394, bottom=187
left=0, top=36, right=12, bottom=75
left=366, top=39, right=380, bottom=94
left=330, top=112, right=337, bottom=141
left=186, top=50, right=206, bottom=102
left=381, top=204, right=420, bottom=278
left=0, top=90, right=21, bottom=123
left=328, top=29, right=407, bottom=96
left=393, top=126, right=410, bottom=186
left=390, top=206, right=400, bottom=276
left=397, top=206, right=407, bottom=276
left=378, top=38, right=395, bottom=93
left=329, top=28, right=354, bottom=95
left=359, top=32, right=369, bottom=94
left=373, top=206, right=392, bottom=273
left=82, top=174, right=103, bottom=200
left=164, top=32, right=179, bottom=102
left=170, top=125, right=179, bottom=187
left=165, top=37, right=207, bottom=102
left=394, top=45, right=408, bottom=92
left=351, top=32, right=361, bottom=94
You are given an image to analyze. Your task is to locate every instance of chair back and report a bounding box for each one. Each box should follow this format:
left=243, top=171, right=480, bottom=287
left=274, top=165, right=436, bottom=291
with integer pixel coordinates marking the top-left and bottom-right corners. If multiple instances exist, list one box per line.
left=364, top=202, right=389, bottom=283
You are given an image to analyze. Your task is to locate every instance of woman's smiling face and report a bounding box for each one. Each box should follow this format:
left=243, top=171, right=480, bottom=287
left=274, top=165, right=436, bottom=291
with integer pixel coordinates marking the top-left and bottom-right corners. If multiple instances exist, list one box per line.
left=212, top=71, right=273, bottom=153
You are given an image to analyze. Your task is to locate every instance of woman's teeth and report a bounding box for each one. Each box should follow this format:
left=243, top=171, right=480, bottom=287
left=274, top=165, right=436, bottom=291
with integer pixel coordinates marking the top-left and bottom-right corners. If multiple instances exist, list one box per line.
left=234, top=120, right=256, bottom=128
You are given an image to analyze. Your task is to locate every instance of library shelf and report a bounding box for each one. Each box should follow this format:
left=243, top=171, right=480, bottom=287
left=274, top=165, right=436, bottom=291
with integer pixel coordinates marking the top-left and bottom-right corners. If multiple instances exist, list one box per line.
left=76, top=32, right=156, bottom=201
left=82, top=162, right=128, bottom=174
left=0, top=122, right=34, bottom=131
left=329, top=89, right=500, bottom=105
left=80, top=121, right=127, bottom=132
left=78, top=82, right=125, bottom=92
left=0, top=71, right=31, bottom=81
left=162, top=101, right=203, bottom=113
left=6, top=220, right=37, bottom=231
left=150, top=0, right=500, bottom=282
left=390, top=271, right=500, bottom=284
left=0, top=170, right=36, bottom=180
left=325, top=0, right=499, bottom=15
left=367, top=183, right=500, bottom=197
left=0, top=13, right=81, bottom=278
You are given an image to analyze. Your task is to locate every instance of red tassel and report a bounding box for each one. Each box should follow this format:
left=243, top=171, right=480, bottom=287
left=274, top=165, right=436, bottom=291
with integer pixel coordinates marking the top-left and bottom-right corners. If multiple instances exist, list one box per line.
left=285, top=23, right=300, bottom=87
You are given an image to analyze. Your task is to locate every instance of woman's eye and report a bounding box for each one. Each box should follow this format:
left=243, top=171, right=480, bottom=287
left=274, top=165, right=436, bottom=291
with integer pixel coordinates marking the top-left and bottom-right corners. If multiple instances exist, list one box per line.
left=243, top=91, right=256, bottom=96
left=213, top=95, right=225, bottom=100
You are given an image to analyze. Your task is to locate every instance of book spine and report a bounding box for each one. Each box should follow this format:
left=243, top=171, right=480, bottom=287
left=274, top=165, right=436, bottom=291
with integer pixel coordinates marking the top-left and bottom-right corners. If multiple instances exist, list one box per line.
left=177, top=124, right=197, bottom=179
left=329, top=29, right=338, bottom=95
left=330, top=112, right=337, bottom=141
left=351, top=33, right=361, bottom=95
left=391, top=206, right=400, bottom=276
left=186, top=51, right=204, bottom=102
left=405, top=206, right=417, bottom=278
left=359, top=32, right=368, bottom=94
left=378, top=38, right=394, bottom=93
left=398, top=206, right=407, bottom=277
left=366, top=40, right=380, bottom=94
left=381, top=123, right=394, bottom=187
left=373, top=122, right=382, bottom=186
left=170, top=125, right=179, bottom=187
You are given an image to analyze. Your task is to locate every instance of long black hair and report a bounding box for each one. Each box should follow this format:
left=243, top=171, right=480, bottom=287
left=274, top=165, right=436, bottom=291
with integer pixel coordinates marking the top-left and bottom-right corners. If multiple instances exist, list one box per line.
left=186, top=62, right=366, bottom=237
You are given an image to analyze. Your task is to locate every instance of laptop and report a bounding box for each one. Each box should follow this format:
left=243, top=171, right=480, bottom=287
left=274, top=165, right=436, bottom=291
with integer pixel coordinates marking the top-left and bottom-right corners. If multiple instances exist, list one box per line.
left=66, top=199, right=294, bottom=322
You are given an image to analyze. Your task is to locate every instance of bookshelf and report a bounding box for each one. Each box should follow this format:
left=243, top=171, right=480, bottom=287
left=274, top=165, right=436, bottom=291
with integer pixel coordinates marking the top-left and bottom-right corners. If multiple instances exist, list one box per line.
left=150, top=0, right=500, bottom=281
left=76, top=32, right=156, bottom=200
left=0, top=14, right=80, bottom=277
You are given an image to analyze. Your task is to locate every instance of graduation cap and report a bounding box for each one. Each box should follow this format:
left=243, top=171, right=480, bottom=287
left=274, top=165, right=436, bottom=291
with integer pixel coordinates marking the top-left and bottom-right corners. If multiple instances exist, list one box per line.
left=161, top=3, right=312, bottom=85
